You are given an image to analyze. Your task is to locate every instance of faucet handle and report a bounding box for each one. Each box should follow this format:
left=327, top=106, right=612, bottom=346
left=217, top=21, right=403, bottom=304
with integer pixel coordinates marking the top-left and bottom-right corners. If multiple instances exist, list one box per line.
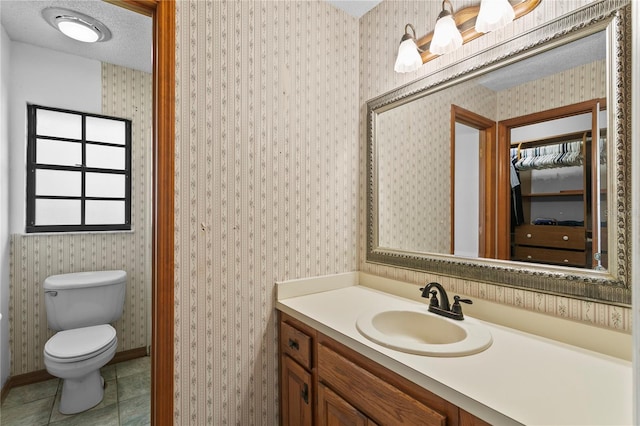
left=428, top=290, right=439, bottom=308
left=419, top=287, right=440, bottom=307
left=451, top=296, right=472, bottom=316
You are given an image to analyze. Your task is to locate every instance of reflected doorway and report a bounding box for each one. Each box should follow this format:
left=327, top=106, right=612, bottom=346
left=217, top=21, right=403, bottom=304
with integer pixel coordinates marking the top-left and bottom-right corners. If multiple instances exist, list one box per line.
left=451, top=105, right=497, bottom=258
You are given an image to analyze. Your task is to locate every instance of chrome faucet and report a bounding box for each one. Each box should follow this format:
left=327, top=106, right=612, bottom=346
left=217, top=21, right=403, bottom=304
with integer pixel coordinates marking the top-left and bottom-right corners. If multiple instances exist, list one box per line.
left=419, top=282, right=472, bottom=320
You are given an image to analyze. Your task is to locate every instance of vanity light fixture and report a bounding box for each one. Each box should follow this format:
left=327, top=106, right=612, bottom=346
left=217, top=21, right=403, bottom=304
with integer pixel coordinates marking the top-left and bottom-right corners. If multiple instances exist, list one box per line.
left=475, top=0, right=515, bottom=33
left=393, top=0, right=540, bottom=73
left=429, top=0, right=463, bottom=56
left=42, top=8, right=112, bottom=43
left=394, top=24, right=423, bottom=73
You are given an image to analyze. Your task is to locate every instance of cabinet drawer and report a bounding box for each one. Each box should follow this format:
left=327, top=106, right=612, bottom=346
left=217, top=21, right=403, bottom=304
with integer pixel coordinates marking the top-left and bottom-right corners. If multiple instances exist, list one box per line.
left=514, top=246, right=586, bottom=267
left=317, top=344, right=446, bottom=426
left=280, top=321, right=312, bottom=369
left=515, top=225, right=585, bottom=250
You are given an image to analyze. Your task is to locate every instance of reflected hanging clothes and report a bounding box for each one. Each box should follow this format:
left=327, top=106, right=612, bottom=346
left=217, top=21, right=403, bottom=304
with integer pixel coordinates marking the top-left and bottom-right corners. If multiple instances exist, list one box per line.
left=510, top=157, right=524, bottom=229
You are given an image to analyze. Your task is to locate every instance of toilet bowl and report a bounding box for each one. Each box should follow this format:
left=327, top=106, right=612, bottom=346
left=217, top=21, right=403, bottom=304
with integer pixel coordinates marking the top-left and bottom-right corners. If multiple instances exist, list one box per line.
left=44, top=324, right=118, bottom=414
left=42, top=270, right=126, bottom=414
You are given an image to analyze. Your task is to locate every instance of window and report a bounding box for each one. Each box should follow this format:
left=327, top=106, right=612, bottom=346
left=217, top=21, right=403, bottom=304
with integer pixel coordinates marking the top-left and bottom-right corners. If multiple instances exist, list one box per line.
left=26, top=105, right=131, bottom=233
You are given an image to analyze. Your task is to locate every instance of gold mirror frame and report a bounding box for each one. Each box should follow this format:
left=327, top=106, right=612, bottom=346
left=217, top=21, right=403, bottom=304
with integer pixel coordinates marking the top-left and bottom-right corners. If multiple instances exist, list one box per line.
left=366, top=0, right=631, bottom=306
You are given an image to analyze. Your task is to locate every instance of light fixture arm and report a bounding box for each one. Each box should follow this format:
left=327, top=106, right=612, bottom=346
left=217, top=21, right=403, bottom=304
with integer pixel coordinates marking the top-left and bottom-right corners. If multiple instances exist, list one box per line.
left=438, top=0, right=455, bottom=19
left=401, top=23, right=416, bottom=42
left=400, top=24, right=424, bottom=53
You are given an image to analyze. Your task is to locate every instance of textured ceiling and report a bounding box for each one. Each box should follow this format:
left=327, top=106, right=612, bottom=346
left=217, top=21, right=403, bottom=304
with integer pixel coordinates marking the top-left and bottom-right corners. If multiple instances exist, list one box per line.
left=0, top=0, right=152, bottom=73
left=476, top=31, right=606, bottom=92
left=325, top=0, right=382, bottom=18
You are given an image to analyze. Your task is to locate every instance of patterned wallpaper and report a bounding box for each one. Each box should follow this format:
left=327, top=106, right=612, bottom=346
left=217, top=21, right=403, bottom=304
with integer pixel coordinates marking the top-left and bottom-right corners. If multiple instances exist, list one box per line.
left=359, top=0, right=630, bottom=332
left=497, top=60, right=607, bottom=120
left=377, top=81, right=496, bottom=253
left=9, top=63, right=152, bottom=376
left=171, top=1, right=628, bottom=424
left=173, top=1, right=358, bottom=423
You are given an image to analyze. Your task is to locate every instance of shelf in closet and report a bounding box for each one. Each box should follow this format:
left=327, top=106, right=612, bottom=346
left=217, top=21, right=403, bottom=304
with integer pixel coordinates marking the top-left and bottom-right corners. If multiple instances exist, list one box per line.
left=521, top=190, right=584, bottom=198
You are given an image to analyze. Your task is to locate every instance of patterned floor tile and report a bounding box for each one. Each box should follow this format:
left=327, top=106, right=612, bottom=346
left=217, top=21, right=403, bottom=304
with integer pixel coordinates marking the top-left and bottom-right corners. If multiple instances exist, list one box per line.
left=1, top=355, right=150, bottom=425
left=0, top=396, right=55, bottom=426
left=1, top=379, right=59, bottom=408
left=47, top=403, right=119, bottom=426
left=119, top=392, right=151, bottom=426
left=117, top=370, right=151, bottom=402
left=115, top=356, right=150, bottom=379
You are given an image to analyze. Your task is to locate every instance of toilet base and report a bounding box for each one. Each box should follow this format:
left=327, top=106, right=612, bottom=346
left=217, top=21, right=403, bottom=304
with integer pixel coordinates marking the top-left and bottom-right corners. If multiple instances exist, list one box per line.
left=44, top=333, right=117, bottom=415
left=59, top=371, right=104, bottom=414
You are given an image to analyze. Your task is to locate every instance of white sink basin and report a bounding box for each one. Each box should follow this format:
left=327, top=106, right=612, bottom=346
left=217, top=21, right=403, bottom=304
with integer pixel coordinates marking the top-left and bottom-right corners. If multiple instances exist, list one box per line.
left=356, top=308, right=492, bottom=357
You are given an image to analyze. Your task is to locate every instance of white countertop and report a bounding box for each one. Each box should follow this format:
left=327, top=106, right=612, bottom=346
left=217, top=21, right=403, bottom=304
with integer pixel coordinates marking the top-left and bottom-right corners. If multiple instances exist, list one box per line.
left=276, top=276, right=632, bottom=425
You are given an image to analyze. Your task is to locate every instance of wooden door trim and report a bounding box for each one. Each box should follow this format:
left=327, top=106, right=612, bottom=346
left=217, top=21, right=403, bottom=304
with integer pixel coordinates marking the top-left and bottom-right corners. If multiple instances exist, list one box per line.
left=451, top=105, right=497, bottom=258
left=115, top=1, right=175, bottom=424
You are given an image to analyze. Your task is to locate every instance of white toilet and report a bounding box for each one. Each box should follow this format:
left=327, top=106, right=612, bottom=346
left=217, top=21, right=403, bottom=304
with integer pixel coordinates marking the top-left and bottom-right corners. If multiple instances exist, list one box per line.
left=43, top=270, right=126, bottom=414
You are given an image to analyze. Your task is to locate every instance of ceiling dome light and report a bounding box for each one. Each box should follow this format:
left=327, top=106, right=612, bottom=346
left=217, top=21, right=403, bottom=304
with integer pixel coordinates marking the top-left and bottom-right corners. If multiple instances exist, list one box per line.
left=42, top=8, right=112, bottom=43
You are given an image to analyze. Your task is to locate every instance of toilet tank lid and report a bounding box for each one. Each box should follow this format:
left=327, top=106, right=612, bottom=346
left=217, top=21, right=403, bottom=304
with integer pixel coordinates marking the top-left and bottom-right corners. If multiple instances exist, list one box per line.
left=43, top=270, right=127, bottom=290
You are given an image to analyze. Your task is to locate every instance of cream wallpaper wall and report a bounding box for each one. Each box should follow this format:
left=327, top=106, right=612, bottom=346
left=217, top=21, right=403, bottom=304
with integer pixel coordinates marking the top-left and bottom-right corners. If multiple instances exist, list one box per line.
left=172, top=0, right=628, bottom=424
left=497, top=60, right=607, bottom=120
left=359, top=0, right=630, bottom=332
left=377, top=81, right=496, bottom=253
left=9, top=63, right=152, bottom=376
left=174, top=1, right=358, bottom=423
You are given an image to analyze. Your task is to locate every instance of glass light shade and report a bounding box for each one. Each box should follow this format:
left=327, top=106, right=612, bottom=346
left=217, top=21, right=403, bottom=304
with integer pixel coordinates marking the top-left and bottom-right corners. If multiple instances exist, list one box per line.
left=57, top=19, right=100, bottom=43
left=429, top=14, right=463, bottom=55
left=475, top=0, right=515, bottom=33
left=394, top=38, right=423, bottom=73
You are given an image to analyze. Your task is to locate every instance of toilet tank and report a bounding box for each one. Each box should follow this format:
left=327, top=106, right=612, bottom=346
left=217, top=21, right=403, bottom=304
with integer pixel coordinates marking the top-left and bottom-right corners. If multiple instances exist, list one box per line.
left=43, top=270, right=126, bottom=331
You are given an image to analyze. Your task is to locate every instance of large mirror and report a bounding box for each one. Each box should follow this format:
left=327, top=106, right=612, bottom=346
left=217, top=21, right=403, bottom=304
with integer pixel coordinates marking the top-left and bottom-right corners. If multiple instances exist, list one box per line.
left=367, top=0, right=631, bottom=305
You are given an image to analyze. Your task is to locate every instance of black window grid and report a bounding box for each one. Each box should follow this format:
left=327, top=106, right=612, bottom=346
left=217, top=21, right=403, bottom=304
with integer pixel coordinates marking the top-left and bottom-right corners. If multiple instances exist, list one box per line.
left=26, top=104, right=132, bottom=233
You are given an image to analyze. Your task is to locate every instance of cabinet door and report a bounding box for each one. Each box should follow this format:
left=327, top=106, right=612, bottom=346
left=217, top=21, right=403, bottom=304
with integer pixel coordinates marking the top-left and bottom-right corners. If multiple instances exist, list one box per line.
left=460, top=409, right=491, bottom=426
left=317, top=383, right=377, bottom=426
left=282, top=355, right=312, bottom=426
left=318, top=343, right=447, bottom=426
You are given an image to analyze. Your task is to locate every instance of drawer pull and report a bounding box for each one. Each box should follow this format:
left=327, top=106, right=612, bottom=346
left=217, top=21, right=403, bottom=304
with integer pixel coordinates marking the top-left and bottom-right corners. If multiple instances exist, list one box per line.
left=527, top=255, right=532, bottom=259
left=526, top=233, right=532, bottom=238
left=301, top=383, right=309, bottom=404
left=562, top=235, right=569, bottom=241
left=564, top=259, right=569, bottom=263
left=288, top=338, right=299, bottom=351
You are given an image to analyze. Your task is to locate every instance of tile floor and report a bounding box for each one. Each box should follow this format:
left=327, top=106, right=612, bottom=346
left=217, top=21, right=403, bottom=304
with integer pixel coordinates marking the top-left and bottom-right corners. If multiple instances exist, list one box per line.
left=0, top=356, right=150, bottom=426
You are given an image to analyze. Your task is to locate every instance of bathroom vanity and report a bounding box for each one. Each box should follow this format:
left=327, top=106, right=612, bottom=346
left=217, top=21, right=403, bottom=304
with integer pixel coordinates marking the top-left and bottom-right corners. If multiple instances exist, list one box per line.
left=276, top=273, right=631, bottom=425
left=280, top=312, right=488, bottom=426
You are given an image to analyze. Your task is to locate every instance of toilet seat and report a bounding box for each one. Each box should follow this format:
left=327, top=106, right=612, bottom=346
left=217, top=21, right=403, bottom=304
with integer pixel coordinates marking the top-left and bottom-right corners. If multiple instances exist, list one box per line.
left=45, top=325, right=117, bottom=363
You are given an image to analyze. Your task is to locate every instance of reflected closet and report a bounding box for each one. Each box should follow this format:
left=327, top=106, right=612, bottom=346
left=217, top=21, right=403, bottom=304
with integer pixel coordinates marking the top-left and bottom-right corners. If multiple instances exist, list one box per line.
left=499, top=99, right=607, bottom=269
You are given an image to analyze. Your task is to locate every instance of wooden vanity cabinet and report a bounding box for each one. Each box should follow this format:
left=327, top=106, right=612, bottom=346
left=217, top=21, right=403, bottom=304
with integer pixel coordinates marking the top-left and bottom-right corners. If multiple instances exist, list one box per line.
left=279, top=312, right=490, bottom=426
left=280, top=315, right=315, bottom=426
left=317, top=382, right=377, bottom=426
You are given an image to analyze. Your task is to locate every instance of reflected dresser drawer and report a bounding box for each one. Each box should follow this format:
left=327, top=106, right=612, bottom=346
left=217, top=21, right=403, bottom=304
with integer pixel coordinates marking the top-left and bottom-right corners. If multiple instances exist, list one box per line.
left=514, top=225, right=585, bottom=250
left=514, top=246, right=586, bottom=267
